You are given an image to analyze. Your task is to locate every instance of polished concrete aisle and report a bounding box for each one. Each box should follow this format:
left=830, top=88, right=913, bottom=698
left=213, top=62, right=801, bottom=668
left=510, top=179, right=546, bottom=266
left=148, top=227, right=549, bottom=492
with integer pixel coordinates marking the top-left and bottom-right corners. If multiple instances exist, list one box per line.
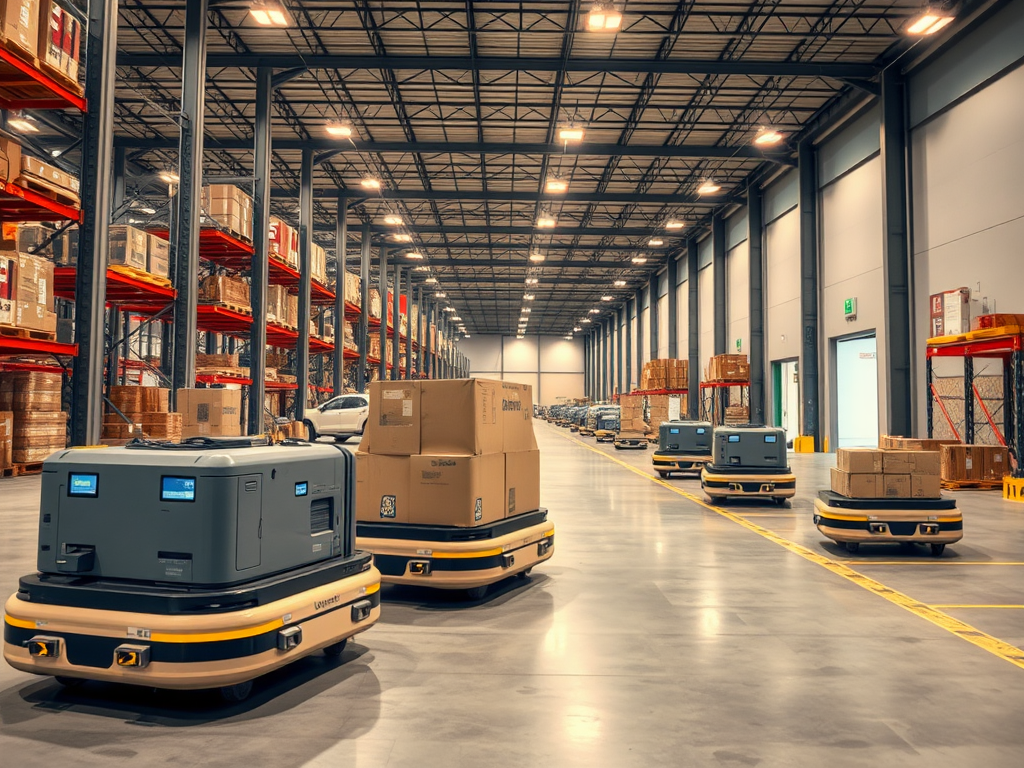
left=1, top=423, right=1023, bottom=767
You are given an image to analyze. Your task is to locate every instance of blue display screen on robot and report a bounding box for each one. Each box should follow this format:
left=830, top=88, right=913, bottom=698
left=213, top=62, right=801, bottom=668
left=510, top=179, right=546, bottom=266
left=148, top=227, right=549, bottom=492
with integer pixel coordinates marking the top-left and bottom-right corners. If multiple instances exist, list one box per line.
left=161, top=476, right=196, bottom=502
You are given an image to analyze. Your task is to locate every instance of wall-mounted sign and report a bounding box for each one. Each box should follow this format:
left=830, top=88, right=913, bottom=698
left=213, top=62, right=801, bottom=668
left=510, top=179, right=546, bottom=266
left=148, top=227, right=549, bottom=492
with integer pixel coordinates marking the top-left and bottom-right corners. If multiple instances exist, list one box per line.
left=844, top=297, right=857, bottom=320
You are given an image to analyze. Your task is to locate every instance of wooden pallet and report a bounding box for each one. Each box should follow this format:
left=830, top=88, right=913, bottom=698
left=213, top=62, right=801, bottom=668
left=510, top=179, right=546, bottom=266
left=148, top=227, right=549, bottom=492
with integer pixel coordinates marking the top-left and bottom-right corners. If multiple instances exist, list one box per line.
left=940, top=479, right=1004, bottom=491
left=196, top=366, right=250, bottom=379
left=199, top=300, right=252, bottom=316
left=0, top=323, right=57, bottom=342
left=0, top=35, right=38, bottom=64
left=13, top=174, right=80, bottom=207
left=38, top=60, right=83, bottom=97
left=109, top=264, right=173, bottom=289
left=0, top=462, right=44, bottom=478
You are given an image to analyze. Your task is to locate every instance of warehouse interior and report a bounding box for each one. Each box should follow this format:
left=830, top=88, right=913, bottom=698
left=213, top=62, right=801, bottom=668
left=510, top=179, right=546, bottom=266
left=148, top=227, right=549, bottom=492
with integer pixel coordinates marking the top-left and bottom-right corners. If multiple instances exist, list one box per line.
left=2, top=1, right=1024, bottom=766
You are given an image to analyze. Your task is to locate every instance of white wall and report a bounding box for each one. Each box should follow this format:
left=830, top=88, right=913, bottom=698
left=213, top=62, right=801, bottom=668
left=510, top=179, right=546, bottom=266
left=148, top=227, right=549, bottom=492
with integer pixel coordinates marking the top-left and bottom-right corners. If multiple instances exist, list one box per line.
left=656, top=295, right=669, bottom=358
left=461, top=334, right=585, bottom=406
left=726, top=241, right=750, bottom=356
left=910, top=61, right=1024, bottom=428
left=698, top=263, right=714, bottom=378
left=641, top=305, right=651, bottom=366
left=765, top=208, right=801, bottom=366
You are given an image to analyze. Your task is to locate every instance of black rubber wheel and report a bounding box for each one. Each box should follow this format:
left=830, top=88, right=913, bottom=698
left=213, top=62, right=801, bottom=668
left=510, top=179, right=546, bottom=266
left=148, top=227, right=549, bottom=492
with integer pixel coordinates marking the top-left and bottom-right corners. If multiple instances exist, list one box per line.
left=844, top=542, right=860, bottom=553
left=54, top=676, right=85, bottom=688
left=465, top=585, right=488, bottom=600
left=657, top=471, right=669, bottom=478
left=516, top=568, right=533, bottom=580
left=219, top=680, right=253, bottom=703
left=304, top=421, right=318, bottom=441
left=773, top=496, right=787, bottom=506
left=931, top=543, right=946, bottom=558
left=359, top=420, right=367, bottom=435
left=707, top=495, right=724, bottom=505
left=323, top=637, right=348, bottom=658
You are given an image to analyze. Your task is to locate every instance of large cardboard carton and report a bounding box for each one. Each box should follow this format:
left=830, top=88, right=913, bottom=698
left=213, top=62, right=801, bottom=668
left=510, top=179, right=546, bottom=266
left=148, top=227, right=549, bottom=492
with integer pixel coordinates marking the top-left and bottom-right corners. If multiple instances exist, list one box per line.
left=0, top=410, right=12, bottom=468
left=912, top=474, right=942, bottom=499
left=15, top=300, right=55, bottom=333
left=16, top=251, right=53, bottom=305
left=40, top=0, right=81, bottom=82
left=176, top=388, right=241, bottom=432
left=879, top=436, right=960, bottom=452
left=941, top=444, right=1009, bottom=482
left=355, top=452, right=411, bottom=523
left=1, top=0, right=39, bottom=60
left=148, top=234, right=170, bottom=278
left=0, top=137, right=22, bottom=183
left=109, top=225, right=148, bottom=270
left=505, top=449, right=540, bottom=518
left=501, top=381, right=538, bottom=452
left=408, top=452, right=504, bottom=527
left=362, top=381, right=420, bottom=455
left=420, top=379, right=502, bottom=455
left=831, top=467, right=882, bottom=498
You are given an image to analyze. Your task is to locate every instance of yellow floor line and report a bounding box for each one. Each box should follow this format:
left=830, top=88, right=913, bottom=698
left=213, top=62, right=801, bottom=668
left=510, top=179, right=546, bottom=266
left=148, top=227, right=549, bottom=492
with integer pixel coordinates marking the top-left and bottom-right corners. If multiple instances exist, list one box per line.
left=558, top=429, right=1024, bottom=671
left=932, top=605, right=1024, bottom=609
left=837, top=561, right=1024, bottom=566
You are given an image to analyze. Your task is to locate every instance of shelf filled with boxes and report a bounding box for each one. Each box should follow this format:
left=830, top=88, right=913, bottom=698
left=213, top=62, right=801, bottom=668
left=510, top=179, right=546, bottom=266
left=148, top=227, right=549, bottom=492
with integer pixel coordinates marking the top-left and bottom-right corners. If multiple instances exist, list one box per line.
left=701, top=354, right=751, bottom=426
left=0, top=368, right=67, bottom=475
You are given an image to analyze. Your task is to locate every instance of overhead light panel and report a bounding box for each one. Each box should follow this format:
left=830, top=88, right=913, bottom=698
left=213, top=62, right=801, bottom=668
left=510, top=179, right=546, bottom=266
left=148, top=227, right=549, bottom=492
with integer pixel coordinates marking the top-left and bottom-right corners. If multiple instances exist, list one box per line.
left=325, top=120, right=353, bottom=139
left=544, top=176, right=569, bottom=194
left=529, top=252, right=546, bottom=263
left=413, top=265, right=430, bottom=271
left=648, top=238, right=664, bottom=246
left=573, top=326, right=582, bottom=332
left=383, top=214, right=403, bottom=225
left=135, top=205, right=157, bottom=215
left=452, top=316, right=462, bottom=321
left=159, top=170, right=179, bottom=184
left=463, top=333, right=471, bottom=338
left=907, top=10, right=955, bottom=35
left=525, top=277, right=539, bottom=284
left=581, top=318, right=592, bottom=324
left=665, top=220, right=685, bottom=230
left=588, top=308, right=600, bottom=314
left=392, top=233, right=413, bottom=243
left=754, top=127, right=785, bottom=146
left=521, top=308, right=531, bottom=314
left=535, top=212, right=556, bottom=228
left=7, top=114, right=38, bottom=134
left=587, top=4, right=623, bottom=32
left=558, top=125, right=585, bottom=143
left=435, top=292, right=446, bottom=298
left=405, top=251, right=423, bottom=260
left=444, top=307, right=457, bottom=313
left=523, top=294, right=535, bottom=301
left=249, top=0, right=290, bottom=27
left=697, top=180, right=722, bottom=195
left=516, top=334, right=525, bottom=340
left=360, top=177, right=381, bottom=190
left=613, top=280, right=626, bottom=287
left=631, top=256, right=647, bottom=264
left=601, top=295, right=613, bottom=301
left=425, top=276, right=438, bottom=284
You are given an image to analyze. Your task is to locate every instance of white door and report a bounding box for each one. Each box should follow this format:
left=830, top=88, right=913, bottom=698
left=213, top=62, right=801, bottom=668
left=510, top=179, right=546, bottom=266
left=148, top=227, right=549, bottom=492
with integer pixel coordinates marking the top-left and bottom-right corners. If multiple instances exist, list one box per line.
left=337, top=396, right=369, bottom=431
left=781, top=360, right=799, bottom=447
left=836, top=335, right=879, bottom=449
left=317, top=397, right=346, bottom=431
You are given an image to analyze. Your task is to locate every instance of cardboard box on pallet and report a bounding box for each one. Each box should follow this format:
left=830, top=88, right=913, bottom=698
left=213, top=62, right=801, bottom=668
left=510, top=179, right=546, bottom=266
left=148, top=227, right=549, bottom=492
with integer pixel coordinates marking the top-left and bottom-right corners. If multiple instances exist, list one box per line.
left=40, top=0, right=81, bottom=83
left=109, top=225, right=148, bottom=270
left=0, top=137, right=22, bottom=185
left=409, top=452, right=505, bottom=527
left=879, top=435, right=961, bottom=452
left=941, top=444, right=1009, bottom=483
left=199, top=274, right=250, bottom=309
left=343, top=271, right=361, bottom=306
left=15, top=301, right=55, bottom=333
left=12, top=410, right=66, bottom=463
left=707, top=354, right=750, bottom=383
left=148, top=234, right=170, bottom=278
left=0, top=410, right=12, bottom=469
left=16, top=251, right=53, bottom=305
left=1, top=0, right=39, bottom=60
left=20, top=154, right=79, bottom=198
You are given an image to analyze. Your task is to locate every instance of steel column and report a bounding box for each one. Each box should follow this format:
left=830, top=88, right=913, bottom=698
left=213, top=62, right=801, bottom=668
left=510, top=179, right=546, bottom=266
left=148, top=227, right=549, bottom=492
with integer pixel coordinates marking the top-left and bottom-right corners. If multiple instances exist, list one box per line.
left=615, top=311, right=622, bottom=395
left=964, top=357, right=975, bottom=444
left=713, top=213, right=726, bottom=355
left=624, top=302, right=632, bottom=393
left=247, top=67, right=271, bottom=436
left=391, top=262, right=401, bottom=380
left=106, top=150, right=126, bottom=390
left=425, top=301, right=433, bottom=378
left=404, top=269, right=413, bottom=379
left=378, top=245, right=388, bottom=381
left=70, top=0, right=117, bottom=445
left=667, top=257, right=679, bottom=360
left=295, top=148, right=313, bottom=421
left=357, top=223, right=370, bottom=391
left=688, top=239, right=700, bottom=418
left=635, top=288, right=644, bottom=383
left=416, top=287, right=423, bottom=376
left=169, top=0, right=208, bottom=404
left=798, top=140, right=821, bottom=449
left=881, top=67, right=913, bottom=438
left=649, top=282, right=659, bottom=362
left=748, top=182, right=766, bottom=425
left=333, top=202, right=346, bottom=395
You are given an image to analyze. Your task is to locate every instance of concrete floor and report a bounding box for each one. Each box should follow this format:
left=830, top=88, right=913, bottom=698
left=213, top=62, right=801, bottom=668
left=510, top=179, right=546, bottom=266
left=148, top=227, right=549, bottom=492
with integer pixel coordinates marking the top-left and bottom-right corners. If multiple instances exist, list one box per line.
left=1, top=421, right=1024, bottom=767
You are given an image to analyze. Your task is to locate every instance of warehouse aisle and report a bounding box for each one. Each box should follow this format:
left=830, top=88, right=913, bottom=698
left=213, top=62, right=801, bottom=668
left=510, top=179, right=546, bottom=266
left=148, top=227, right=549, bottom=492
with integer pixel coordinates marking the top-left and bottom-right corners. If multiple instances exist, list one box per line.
left=1, top=426, right=1024, bottom=767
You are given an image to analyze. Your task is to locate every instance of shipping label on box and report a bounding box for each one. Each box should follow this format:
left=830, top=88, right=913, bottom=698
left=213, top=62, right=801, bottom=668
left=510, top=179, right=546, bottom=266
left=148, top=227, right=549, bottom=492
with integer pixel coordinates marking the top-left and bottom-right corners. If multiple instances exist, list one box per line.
left=355, top=452, right=411, bottom=523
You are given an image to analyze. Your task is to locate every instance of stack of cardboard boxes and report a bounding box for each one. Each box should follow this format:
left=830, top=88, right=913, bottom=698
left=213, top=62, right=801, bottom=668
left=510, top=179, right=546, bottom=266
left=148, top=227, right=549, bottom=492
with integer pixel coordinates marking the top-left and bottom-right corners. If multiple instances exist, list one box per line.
left=18, top=153, right=79, bottom=205
left=266, top=284, right=298, bottom=327
left=202, top=185, right=253, bottom=241
left=176, top=388, right=242, bottom=438
left=0, top=248, right=56, bottom=336
left=707, top=354, right=750, bottom=382
left=107, top=225, right=170, bottom=279
left=0, top=371, right=66, bottom=465
left=39, top=0, right=82, bottom=87
left=199, top=274, right=250, bottom=310
left=343, top=271, right=361, bottom=306
left=640, top=359, right=688, bottom=390
left=647, top=394, right=682, bottom=428
left=357, top=379, right=540, bottom=526
left=618, top=394, right=646, bottom=436
left=269, top=217, right=299, bottom=267
left=940, top=444, right=1009, bottom=484
left=830, top=448, right=942, bottom=500
left=102, top=386, right=181, bottom=444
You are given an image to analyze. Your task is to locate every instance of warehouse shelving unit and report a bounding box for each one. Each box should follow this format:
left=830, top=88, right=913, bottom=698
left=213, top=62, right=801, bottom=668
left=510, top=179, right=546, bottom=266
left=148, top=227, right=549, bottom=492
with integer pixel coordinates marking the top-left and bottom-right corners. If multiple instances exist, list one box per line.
left=700, top=381, right=751, bottom=427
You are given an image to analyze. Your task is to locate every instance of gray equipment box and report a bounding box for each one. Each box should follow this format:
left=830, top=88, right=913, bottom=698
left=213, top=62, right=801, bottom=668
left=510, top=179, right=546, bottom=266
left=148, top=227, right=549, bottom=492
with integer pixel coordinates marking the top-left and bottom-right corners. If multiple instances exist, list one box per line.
left=38, top=440, right=354, bottom=586
left=659, top=421, right=712, bottom=454
left=712, top=426, right=787, bottom=468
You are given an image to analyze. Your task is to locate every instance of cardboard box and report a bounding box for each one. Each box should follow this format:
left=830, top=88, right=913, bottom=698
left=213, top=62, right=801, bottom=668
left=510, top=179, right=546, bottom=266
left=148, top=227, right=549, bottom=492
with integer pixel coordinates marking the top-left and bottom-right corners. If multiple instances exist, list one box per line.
left=708, top=354, right=750, bottom=383
left=148, top=234, right=170, bottom=278
left=362, top=381, right=420, bottom=455
left=420, top=379, right=502, bottom=456
left=109, top=225, right=148, bottom=270
left=16, top=251, right=53, bottom=305
left=199, top=274, right=250, bottom=308
left=505, top=449, right=540, bottom=517
left=831, top=467, right=881, bottom=498
left=20, top=153, right=78, bottom=195
left=941, top=444, right=1009, bottom=482
left=343, top=271, right=361, bottom=306
left=501, top=381, right=538, bottom=452
left=879, top=436, right=960, bottom=452
left=881, top=451, right=914, bottom=475
left=176, top=388, right=241, bottom=430
left=40, top=0, right=80, bottom=81
left=1, top=0, right=39, bottom=59
left=836, top=448, right=883, bottom=474
left=15, top=300, right=55, bottom=333
left=912, top=474, right=942, bottom=499
left=409, top=453, right=505, bottom=527
left=0, top=410, right=12, bottom=468
left=0, top=137, right=22, bottom=183
left=831, top=467, right=928, bottom=499
left=355, top=452, right=411, bottom=523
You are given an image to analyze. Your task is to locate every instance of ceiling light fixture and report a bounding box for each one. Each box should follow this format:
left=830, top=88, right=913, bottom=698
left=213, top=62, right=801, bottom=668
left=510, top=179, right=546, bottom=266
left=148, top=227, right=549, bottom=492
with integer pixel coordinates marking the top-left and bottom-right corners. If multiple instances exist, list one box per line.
left=525, top=277, right=539, bottom=284
left=452, top=316, right=462, bottom=321
left=907, top=9, right=955, bottom=35
left=754, top=127, right=785, bottom=146
left=159, top=170, right=179, bottom=184
left=631, top=256, right=647, bottom=264
left=581, top=318, right=592, bottom=324
left=529, top=252, right=546, bottom=262
left=7, top=114, right=39, bottom=134
left=697, top=180, right=722, bottom=195
left=588, top=308, right=600, bottom=314
left=613, top=280, right=626, bottom=287
left=524, top=294, right=535, bottom=301
left=413, top=265, right=430, bottom=272
left=405, top=251, right=423, bottom=260
left=325, top=120, right=353, bottom=139
left=392, top=233, right=413, bottom=243
left=135, top=205, right=157, bottom=215
left=535, top=212, right=556, bottom=228
left=558, top=125, right=585, bottom=143
left=383, top=214, right=403, bottom=225
left=601, top=295, right=613, bottom=301
left=425, top=276, right=438, bottom=283
left=586, top=3, right=623, bottom=32
left=573, top=326, right=582, bottom=332
left=544, top=176, right=569, bottom=193
left=517, top=334, right=525, bottom=340
left=665, top=220, right=685, bottom=230
left=435, top=292, right=446, bottom=298
left=648, top=237, right=664, bottom=246
left=564, top=335, right=574, bottom=340
left=521, top=308, right=531, bottom=314
left=360, top=177, right=381, bottom=190
left=463, top=333, right=471, bottom=338
left=249, top=0, right=290, bottom=27
left=444, top=307, right=457, bottom=313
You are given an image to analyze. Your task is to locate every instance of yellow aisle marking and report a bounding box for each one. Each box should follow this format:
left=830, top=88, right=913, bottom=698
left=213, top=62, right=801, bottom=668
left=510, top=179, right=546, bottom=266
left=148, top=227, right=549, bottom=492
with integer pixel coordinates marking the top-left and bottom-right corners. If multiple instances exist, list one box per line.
left=932, top=605, right=1024, bottom=609
left=558, top=429, right=1024, bottom=671
left=837, top=561, right=1024, bottom=566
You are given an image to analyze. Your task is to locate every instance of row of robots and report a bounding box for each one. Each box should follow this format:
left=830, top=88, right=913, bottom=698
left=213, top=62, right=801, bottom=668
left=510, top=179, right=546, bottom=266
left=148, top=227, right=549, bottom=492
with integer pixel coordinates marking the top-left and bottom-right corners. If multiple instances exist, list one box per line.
left=553, top=404, right=963, bottom=558
left=3, top=437, right=554, bottom=703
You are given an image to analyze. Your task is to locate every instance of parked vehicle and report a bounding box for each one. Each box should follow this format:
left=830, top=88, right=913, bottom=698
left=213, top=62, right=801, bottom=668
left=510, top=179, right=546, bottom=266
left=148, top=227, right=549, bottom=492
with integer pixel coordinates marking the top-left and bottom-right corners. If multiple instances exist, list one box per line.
left=304, top=393, right=370, bottom=441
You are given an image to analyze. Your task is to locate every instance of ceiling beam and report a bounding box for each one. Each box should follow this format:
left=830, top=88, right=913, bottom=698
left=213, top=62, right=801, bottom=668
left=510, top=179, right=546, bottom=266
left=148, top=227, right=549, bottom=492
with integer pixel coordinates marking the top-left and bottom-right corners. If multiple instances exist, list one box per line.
left=396, top=259, right=657, bottom=269
left=116, top=53, right=878, bottom=80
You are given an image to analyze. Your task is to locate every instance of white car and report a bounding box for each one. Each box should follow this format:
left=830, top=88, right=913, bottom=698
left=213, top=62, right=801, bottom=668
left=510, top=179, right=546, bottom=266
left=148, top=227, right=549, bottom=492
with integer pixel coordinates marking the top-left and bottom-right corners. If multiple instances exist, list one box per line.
left=304, top=393, right=369, bottom=442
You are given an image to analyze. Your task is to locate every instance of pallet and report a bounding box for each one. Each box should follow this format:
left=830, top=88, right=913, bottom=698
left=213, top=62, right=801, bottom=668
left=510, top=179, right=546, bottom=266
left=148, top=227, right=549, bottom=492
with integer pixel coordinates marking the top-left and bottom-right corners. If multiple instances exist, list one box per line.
left=13, top=174, right=80, bottom=207
left=38, top=60, right=83, bottom=97
left=0, top=462, right=44, bottom=478
left=196, top=366, right=250, bottom=379
left=941, top=479, right=1004, bottom=491
left=108, top=264, right=173, bottom=289
left=0, top=323, right=57, bottom=342
left=199, top=300, right=252, bottom=316
left=0, top=35, right=37, bottom=64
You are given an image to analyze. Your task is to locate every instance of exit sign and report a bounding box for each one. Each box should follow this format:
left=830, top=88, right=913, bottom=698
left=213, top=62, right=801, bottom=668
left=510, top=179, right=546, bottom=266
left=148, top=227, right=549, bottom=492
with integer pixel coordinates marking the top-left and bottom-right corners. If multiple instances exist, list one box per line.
left=735, top=338, right=742, bottom=351
left=844, top=297, right=858, bottom=320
